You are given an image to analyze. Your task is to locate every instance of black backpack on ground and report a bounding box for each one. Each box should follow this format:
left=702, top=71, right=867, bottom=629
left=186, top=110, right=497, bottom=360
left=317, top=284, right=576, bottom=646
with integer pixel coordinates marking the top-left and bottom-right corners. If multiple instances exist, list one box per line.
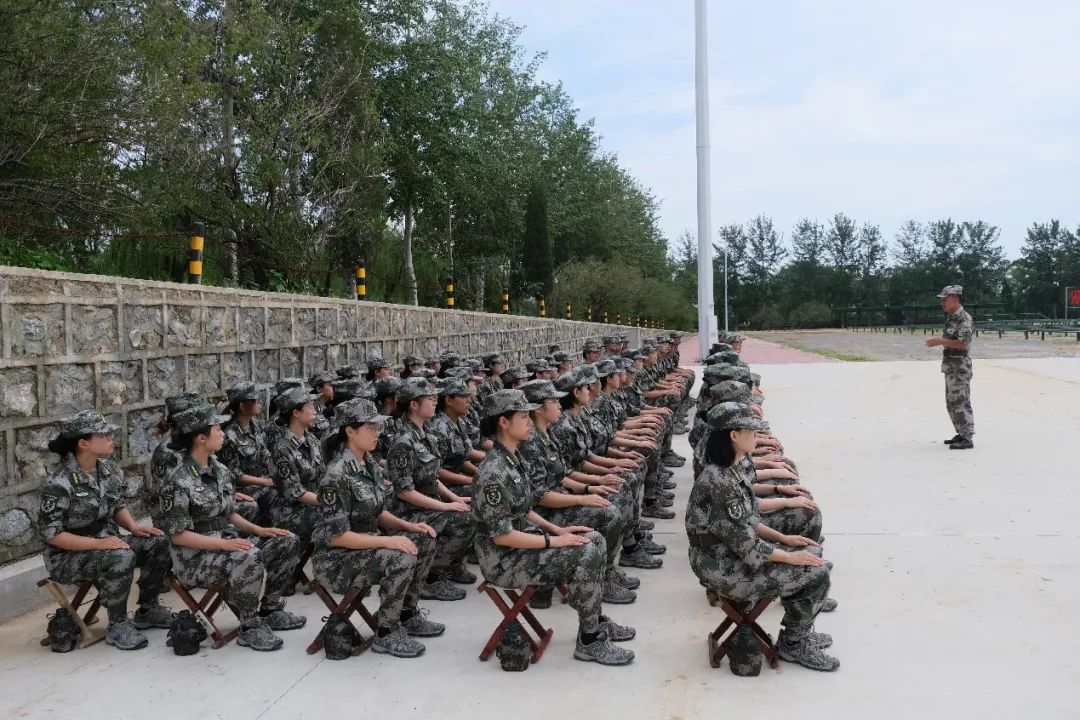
left=727, top=625, right=764, bottom=677
left=321, top=613, right=360, bottom=660
left=46, top=608, right=78, bottom=653
left=495, top=620, right=531, bottom=672
left=168, top=610, right=208, bottom=656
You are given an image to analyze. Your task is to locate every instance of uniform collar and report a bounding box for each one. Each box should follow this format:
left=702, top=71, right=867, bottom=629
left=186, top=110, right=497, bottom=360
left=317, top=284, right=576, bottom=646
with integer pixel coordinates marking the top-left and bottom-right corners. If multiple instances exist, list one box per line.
left=64, top=455, right=103, bottom=485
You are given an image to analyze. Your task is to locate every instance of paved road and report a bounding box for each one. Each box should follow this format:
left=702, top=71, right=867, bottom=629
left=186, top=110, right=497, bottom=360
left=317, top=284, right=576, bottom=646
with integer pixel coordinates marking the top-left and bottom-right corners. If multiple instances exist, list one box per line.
left=2, top=344, right=1077, bottom=719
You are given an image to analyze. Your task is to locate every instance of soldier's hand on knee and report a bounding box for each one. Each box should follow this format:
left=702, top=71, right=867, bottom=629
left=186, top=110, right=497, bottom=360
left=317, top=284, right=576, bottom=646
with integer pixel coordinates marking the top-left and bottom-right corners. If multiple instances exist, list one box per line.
left=97, top=536, right=130, bottom=551
left=777, top=484, right=811, bottom=497
left=578, top=495, right=611, bottom=508
left=383, top=536, right=418, bottom=555
left=778, top=550, right=825, bottom=567
left=781, top=535, right=819, bottom=549
left=785, top=496, right=817, bottom=511
left=219, top=538, right=254, bottom=552
left=550, top=533, right=589, bottom=548
left=129, top=524, right=163, bottom=538
left=409, top=522, right=437, bottom=538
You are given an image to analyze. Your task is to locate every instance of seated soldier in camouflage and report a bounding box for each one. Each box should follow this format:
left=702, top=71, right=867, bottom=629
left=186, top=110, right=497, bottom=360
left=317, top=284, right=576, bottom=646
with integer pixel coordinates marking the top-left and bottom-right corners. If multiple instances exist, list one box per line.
left=308, top=371, right=336, bottom=441
left=373, top=377, right=403, bottom=464
left=686, top=402, right=838, bottom=672
left=40, top=411, right=175, bottom=650
left=146, top=392, right=203, bottom=528
left=269, top=387, right=326, bottom=541
left=477, top=353, right=505, bottom=402
left=265, top=377, right=305, bottom=449
left=218, top=382, right=277, bottom=525
left=162, top=403, right=306, bottom=651
left=550, top=371, right=663, bottom=571
left=429, top=377, right=485, bottom=495
left=314, top=399, right=445, bottom=658
left=472, top=390, right=636, bottom=666
left=365, top=358, right=391, bottom=382
left=518, top=380, right=638, bottom=607
left=385, top=378, right=475, bottom=601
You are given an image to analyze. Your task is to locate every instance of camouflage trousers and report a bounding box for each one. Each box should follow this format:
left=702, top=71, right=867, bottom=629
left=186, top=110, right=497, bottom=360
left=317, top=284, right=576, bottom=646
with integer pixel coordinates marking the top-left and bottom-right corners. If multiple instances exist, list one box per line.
left=389, top=501, right=476, bottom=578
left=476, top=530, right=607, bottom=633
left=236, top=486, right=276, bottom=526
left=272, top=499, right=320, bottom=539
left=757, top=480, right=823, bottom=542
left=313, top=531, right=435, bottom=629
left=943, top=362, right=974, bottom=438
left=170, top=532, right=300, bottom=625
left=689, top=545, right=829, bottom=642
left=539, top=492, right=632, bottom=575
left=44, top=535, right=171, bottom=621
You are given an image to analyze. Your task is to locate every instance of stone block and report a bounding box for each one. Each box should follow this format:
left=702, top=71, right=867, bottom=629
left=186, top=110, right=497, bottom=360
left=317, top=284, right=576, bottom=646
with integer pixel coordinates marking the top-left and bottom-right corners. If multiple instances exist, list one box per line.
left=100, top=361, right=143, bottom=408
left=304, top=345, right=326, bottom=375
left=238, top=307, right=265, bottom=346
left=0, top=367, right=37, bottom=418
left=167, top=305, right=202, bottom=348
left=123, top=303, right=164, bottom=351
left=0, top=508, right=33, bottom=547
left=390, top=309, right=407, bottom=337
left=146, top=357, right=184, bottom=401
left=45, top=364, right=94, bottom=415
left=295, top=308, right=316, bottom=342
left=14, top=423, right=56, bottom=488
left=222, top=352, right=250, bottom=387
left=339, top=307, right=357, bottom=340
left=254, top=349, right=279, bottom=383
left=280, top=347, right=300, bottom=378
left=205, top=306, right=237, bottom=347
left=267, top=308, right=291, bottom=344
left=71, top=305, right=119, bottom=355
left=10, top=303, right=64, bottom=358
left=126, top=407, right=163, bottom=460
left=326, top=344, right=345, bottom=370
left=316, top=308, right=338, bottom=341
left=0, top=275, right=65, bottom=296
left=187, top=354, right=221, bottom=394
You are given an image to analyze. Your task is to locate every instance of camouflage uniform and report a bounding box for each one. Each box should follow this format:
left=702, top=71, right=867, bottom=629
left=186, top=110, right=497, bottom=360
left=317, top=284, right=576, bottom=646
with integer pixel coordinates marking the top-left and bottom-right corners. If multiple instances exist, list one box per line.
left=428, top=408, right=475, bottom=497
left=218, top=418, right=277, bottom=524
left=270, top=429, right=326, bottom=538
left=143, top=392, right=203, bottom=527
left=313, top=448, right=434, bottom=628
left=162, top=455, right=301, bottom=623
left=385, top=421, right=476, bottom=578
left=941, top=302, right=975, bottom=440
left=472, top=440, right=607, bottom=635
left=40, top=455, right=171, bottom=621
left=686, top=461, right=829, bottom=644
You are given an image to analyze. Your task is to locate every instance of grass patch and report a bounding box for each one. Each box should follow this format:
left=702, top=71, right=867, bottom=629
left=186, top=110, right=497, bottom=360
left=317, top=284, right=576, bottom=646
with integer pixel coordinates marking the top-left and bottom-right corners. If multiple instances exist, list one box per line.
left=776, top=341, right=872, bottom=362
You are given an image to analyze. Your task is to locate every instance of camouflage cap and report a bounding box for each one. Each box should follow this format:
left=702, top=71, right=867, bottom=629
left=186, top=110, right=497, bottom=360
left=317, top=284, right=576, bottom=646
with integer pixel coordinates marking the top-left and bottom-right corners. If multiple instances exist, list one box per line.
left=618, top=333, right=629, bottom=342
left=582, top=340, right=602, bottom=353
left=703, top=364, right=753, bottom=385
left=398, top=377, right=442, bottom=402
left=483, top=353, right=507, bottom=368
left=332, top=398, right=389, bottom=429
left=601, top=335, right=620, bottom=344
left=439, top=350, right=461, bottom=363
left=225, top=382, right=260, bottom=404
left=480, top=389, right=540, bottom=418
left=709, top=380, right=753, bottom=404
left=365, top=358, right=389, bottom=371
left=937, top=285, right=963, bottom=298
left=55, top=410, right=119, bottom=439
left=273, top=377, right=305, bottom=396
left=553, top=370, right=591, bottom=393
left=308, top=371, right=336, bottom=388
left=710, top=342, right=734, bottom=355
left=577, top=364, right=600, bottom=384
left=402, top=355, right=424, bottom=367
left=276, top=387, right=318, bottom=415
left=706, top=401, right=768, bottom=432
left=440, top=377, right=471, bottom=397
left=620, top=349, right=644, bottom=361
left=519, top=379, right=567, bottom=404
left=425, top=356, right=442, bottom=366
left=617, top=357, right=636, bottom=372
left=373, top=377, right=402, bottom=401
left=594, top=359, right=618, bottom=377
left=172, top=403, right=232, bottom=435
left=409, top=368, right=439, bottom=380
left=525, top=358, right=550, bottom=374
left=499, top=366, right=531, bottom=385
left=165, top=392, right=203, bottom=418
left=446, top=366, right=485, bottom=383
left=551, top=351, right=571, bottom=365
left=641, top=343, right=657, bottom=354
left=331, top=379, right=375, bottom=402
left=547, top=344, right=563, bottom=354
left=465, top=358, right=484, bottom=373
left=655, top=333, right=672, bottom=344
left=335, top=364, right=364, bottom=379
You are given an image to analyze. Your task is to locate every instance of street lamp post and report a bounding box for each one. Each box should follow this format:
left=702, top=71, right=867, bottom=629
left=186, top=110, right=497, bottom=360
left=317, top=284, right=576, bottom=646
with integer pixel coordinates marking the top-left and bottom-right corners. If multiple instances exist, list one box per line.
left=694, top=0, right=716, bottom=360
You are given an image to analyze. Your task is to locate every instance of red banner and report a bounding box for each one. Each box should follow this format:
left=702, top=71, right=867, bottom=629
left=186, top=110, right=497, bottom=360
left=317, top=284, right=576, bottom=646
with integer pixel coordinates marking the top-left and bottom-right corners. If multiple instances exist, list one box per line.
left=1071, top=288, right=1080, bottom=306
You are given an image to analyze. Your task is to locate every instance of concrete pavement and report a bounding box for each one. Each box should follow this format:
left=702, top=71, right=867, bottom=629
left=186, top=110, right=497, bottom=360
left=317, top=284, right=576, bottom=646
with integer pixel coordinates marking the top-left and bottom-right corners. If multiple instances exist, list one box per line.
left=1, top=352, right=1078, bottom=719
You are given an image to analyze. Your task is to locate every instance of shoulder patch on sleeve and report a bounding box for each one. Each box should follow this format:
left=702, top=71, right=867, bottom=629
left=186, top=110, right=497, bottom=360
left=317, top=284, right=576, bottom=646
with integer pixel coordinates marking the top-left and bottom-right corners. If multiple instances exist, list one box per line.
left=40, top=493, right=58, bottom=515
left=388, top=446, right=410, bottom=471
left=483, top=484, right=502, bottom=507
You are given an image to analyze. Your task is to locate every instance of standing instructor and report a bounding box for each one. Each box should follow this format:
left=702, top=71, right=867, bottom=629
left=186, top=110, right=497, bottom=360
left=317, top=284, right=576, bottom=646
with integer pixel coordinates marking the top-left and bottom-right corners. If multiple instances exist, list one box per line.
left=926, top=285, right=974, bottom=449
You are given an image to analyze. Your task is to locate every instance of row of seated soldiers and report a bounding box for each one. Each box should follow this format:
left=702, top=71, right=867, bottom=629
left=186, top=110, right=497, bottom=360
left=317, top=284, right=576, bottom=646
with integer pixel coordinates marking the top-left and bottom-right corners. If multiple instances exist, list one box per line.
left=685, top=331, right=841, bottom=672
left=36, top=332, right=693, bottom=665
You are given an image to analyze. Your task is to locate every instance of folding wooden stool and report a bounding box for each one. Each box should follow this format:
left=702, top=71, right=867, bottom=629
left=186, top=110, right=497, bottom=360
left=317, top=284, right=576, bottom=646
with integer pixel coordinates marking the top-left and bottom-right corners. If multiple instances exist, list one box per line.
left=37, top=578, right=105, bottom=648
left=290, top=537, right=314, bottom=594
left=705, top=591, right=780, bottom=671
left=305, top=582, right=378, bottom=655
left=477, top=581, right=568, bottom=664
left=166, top=573, right=239, bottom=649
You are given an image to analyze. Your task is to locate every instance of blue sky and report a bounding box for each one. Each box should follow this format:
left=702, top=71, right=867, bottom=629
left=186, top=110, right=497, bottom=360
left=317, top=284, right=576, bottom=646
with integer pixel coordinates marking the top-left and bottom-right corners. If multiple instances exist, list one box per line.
left=486, top=0, right=1080, bottom=259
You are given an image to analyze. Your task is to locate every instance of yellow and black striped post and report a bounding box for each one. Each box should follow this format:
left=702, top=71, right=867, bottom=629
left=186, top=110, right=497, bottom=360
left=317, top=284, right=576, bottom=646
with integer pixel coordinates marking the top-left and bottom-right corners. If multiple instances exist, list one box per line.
left=444, top=277, right=454, bottom=309
left=616, top=312, right=622, bottom=325
left=538, top=297, right=546, bottom=318
left=603, top=309, right=608, bottom=324
left=501, top=288, right=509, bottom=314
left=187, top=222, right=205, bottom=284
left=355, top=260, right=366, bottom=300
left=564, top=302, right=572, bottom=320
left=587, top=306, right=592, bottom=322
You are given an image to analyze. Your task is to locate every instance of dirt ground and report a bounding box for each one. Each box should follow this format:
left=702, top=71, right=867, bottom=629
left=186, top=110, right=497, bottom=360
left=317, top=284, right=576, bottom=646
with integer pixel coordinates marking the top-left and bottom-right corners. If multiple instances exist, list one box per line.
left=755, top=328, right=1080, bottom=361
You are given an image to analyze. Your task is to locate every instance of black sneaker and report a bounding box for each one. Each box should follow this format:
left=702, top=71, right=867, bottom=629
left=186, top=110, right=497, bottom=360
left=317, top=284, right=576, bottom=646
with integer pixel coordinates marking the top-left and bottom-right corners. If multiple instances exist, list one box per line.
left=943, top=434, right=963, bottom=445
left=949, top=438, right=974, bottom=450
